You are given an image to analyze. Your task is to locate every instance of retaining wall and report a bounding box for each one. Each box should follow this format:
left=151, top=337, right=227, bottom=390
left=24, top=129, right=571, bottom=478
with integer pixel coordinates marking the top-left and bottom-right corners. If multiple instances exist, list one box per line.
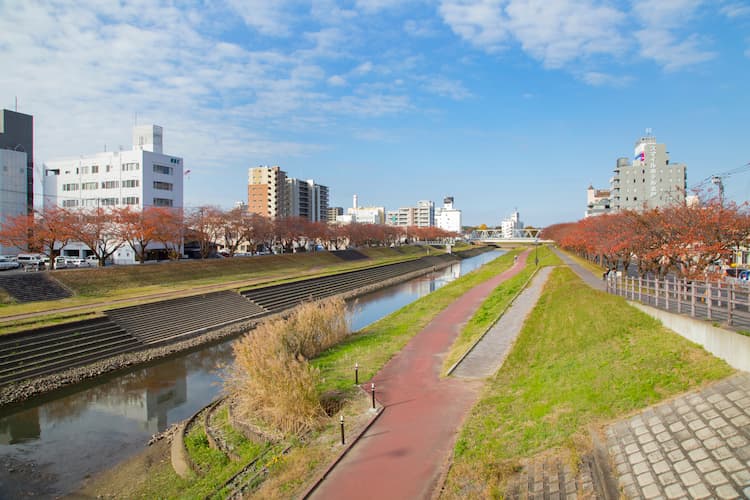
left=632, top=302, right=750, bottom=372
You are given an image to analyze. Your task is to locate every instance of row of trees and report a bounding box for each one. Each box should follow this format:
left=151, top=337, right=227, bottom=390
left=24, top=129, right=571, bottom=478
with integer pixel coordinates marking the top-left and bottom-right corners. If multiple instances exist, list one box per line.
left=542, top=197, right=750, bottom=279
left=0, top=206, right=459, bottom=264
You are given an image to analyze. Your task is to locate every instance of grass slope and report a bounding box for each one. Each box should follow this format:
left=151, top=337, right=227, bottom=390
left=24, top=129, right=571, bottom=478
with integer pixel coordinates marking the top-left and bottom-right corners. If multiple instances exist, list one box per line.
left=444, top=266, right=733, bottom=497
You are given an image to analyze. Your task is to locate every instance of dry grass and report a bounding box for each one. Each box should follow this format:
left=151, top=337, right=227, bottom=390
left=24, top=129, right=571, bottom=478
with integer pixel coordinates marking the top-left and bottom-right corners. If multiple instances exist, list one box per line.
left=228, top=297, right=352, bottom=436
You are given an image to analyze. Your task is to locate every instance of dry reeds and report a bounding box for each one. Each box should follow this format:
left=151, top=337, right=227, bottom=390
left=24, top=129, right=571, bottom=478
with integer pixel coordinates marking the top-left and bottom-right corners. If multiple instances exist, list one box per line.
left=228, top=297, right=351, bottom=436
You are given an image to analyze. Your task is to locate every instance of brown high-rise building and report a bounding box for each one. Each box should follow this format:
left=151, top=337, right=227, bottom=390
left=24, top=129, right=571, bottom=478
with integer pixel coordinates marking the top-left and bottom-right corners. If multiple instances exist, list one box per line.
left=247, top=165, right=287, bottom=218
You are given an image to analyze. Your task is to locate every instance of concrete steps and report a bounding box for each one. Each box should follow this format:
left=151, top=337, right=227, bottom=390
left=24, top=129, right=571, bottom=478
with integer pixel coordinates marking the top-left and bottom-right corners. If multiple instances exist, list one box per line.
left=0, top=273, right=72, bottom=302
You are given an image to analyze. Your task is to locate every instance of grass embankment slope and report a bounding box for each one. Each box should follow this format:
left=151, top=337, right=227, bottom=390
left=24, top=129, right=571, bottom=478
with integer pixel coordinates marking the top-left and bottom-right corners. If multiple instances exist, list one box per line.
left=442, top=246, right=560, bottom=373
left=443, top=266, right=733, bottom=498
left=0, top=246, right=433, bottom=332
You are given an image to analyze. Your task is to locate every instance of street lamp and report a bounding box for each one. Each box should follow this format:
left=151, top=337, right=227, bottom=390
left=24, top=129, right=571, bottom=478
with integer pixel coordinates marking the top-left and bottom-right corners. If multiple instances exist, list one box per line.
left=534, top=236, right=539, bottom=266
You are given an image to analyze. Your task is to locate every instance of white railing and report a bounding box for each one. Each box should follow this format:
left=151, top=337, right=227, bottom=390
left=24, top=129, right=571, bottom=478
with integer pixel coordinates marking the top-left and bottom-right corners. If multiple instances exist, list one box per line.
left=606, top=275, right=750, bottom=330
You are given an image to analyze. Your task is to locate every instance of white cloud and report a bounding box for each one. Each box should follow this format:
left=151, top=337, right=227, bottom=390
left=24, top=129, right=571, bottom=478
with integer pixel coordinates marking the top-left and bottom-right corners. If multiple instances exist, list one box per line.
left=720, top=2, right=750, bottom=18
left=580, top=72, right=632, bottom=87
left=404, top=19, right=438, bottom=37
left=328, top=75, right=348, bottom=86
left=439, top=0, right=626, bottom=67
left=226, top=0, right=293, bottom=36
left=439, top=0, right=508, bottom=52
left=424, top=78, right=472, bottom=100
left=354, top=61, right=375, bottom=75
left=635, top=30, right=716, bottom=71
left=355, top=0, right=405, bottom=13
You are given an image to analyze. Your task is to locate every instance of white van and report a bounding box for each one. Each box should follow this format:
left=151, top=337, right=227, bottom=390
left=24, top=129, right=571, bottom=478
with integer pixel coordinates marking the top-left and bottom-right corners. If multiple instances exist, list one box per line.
left=17, top=253, right=48, bottom=270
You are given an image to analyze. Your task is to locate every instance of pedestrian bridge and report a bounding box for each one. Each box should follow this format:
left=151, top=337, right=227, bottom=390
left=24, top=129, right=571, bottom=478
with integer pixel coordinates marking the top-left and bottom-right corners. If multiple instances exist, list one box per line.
left=467, top=227, right=552, bottom=244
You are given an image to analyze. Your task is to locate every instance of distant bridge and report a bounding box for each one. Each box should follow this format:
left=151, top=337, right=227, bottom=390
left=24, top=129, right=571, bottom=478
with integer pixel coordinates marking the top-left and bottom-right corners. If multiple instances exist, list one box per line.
left=468, top=227, right=552, bottom=244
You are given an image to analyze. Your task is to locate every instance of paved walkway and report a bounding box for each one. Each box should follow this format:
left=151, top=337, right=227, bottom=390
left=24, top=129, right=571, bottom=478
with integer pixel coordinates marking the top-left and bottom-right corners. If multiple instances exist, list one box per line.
left=552, top=247, right=605, bottom=291
left=310, top=251, right=532, bottom=499
left=607, top=372, right=750, bottom=499
left=452, top=266, right=553, bottom=379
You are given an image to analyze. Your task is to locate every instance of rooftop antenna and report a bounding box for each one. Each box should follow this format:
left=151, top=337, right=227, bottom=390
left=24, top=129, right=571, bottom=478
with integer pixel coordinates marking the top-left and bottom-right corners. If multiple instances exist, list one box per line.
left=645, top=127, right=653, bottom=136
left=15, top=96, right=18, bottom=112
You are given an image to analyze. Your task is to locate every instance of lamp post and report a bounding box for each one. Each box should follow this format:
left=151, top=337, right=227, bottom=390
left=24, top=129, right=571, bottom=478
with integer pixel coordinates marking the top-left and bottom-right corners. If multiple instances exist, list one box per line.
left=535, top=236, right=539, bottom=266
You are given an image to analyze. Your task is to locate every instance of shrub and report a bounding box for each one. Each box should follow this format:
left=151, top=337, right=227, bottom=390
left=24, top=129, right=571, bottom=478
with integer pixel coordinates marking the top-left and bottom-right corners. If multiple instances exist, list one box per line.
left=228, top=297, right=351, bottom=435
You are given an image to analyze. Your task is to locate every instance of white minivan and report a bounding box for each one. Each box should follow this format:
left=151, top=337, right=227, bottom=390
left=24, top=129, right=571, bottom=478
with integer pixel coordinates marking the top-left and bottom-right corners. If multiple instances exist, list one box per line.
left=17, top=253, right=48, bottom=270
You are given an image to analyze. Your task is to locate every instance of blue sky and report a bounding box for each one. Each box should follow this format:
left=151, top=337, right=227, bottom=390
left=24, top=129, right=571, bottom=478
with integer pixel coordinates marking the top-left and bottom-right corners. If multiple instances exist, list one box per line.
left=2, top=0, right=749, bottom=227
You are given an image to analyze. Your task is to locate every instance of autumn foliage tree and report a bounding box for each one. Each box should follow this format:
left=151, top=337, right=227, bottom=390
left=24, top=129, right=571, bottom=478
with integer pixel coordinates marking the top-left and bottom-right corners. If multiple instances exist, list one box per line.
left=543, top=197, right=750, bottom=279
left=0, top=207, right=76, bottom=258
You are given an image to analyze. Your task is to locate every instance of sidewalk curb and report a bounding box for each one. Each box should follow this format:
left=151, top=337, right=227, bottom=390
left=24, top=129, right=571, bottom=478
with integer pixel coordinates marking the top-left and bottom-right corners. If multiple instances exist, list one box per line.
left=299, top=388, right=385, bottom=499
left=446, top=255, right=538, bottom=376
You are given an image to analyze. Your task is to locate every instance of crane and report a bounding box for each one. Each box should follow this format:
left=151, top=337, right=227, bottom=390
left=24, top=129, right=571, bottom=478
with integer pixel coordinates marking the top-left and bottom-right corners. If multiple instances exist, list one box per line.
left=692, top=162, right=750, bottom=205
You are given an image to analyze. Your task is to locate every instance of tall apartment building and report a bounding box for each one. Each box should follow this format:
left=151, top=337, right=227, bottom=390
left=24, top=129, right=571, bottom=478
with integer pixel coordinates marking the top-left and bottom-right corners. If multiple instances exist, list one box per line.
left=44, top=125, right=183, bottom=211
left=0, top=109, right=34, bottom=254
left=327, top=206, right=343, bottom=223
left=611, top=134, right=687, bottom=211
left=248, top=165, right=287, bottom=219
left=286, top=178, right=329, bottom=222
left=386, top=200, right=435, bottom=227
left=435, top=196, right=462, bottom=233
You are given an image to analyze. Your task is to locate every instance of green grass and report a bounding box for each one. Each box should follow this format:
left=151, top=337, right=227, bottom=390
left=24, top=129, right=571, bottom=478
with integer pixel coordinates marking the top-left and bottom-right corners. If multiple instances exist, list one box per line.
left=444, top=266, right=733, bottom=497
left=442, top=246, right=561, bottom=373
left=312, top=248, right=524, bottom=393
left=129, top=408, right=271, bottom=499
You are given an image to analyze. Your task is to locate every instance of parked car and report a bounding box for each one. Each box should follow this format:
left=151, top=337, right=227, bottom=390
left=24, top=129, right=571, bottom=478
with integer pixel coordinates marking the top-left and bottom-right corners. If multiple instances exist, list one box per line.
left=17, top=253, right=48, bottom=270
left=86, top=255, right=100, bottom=266
left=54, top=256, right=68, bottom=269
left=0, top=256, right=20, bottom=270
left=66, top=257, right=90, bottom=268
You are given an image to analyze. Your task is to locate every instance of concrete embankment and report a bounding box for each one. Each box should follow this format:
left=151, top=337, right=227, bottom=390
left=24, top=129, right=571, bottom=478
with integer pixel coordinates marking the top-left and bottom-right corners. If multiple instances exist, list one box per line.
left=0, top=253, right=465, bottom=407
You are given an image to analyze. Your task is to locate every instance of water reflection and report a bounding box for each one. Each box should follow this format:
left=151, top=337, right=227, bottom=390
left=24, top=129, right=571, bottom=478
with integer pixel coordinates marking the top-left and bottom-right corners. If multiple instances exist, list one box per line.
left=0, top=250, right=503, bottom=496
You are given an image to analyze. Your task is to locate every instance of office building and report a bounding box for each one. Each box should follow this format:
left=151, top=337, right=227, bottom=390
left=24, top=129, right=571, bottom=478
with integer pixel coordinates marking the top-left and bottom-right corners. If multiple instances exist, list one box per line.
left=611, top=134, right=687, bottom=211
left=338, top=194, right=384, bottom=224
left=327, top=206, right=343, bottom=223
left=435, top=196, right=462, bottom=233
left=0, top=109, right=34, bottom=255
left=500, top=210, right=523, bottom=238
left=43, top=125, right=183, bottom=263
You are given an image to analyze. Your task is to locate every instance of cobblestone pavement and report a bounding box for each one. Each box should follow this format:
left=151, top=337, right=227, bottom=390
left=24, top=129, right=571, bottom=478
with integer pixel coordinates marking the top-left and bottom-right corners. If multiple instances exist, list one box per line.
left=504, top=454, right=597, bottom=500
left=606, top=372, right=750, bottom=499
left=451, top=266, right=553, bottom=379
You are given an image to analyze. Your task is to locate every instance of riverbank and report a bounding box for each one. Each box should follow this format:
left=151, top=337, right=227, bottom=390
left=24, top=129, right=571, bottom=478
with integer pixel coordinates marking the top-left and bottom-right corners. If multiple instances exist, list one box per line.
left=0, top=252, right=467, bottom=407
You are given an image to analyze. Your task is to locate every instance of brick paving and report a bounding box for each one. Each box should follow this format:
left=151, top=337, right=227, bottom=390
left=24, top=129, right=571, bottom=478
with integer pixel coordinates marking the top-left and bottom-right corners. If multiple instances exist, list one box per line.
left=606, top=372, right=750, bottom=499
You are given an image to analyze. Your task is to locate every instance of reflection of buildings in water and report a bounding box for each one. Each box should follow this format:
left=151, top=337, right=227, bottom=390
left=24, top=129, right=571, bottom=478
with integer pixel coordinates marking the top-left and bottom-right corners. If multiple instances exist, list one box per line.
left=89, top=360, right=188, bottom=434
left=0, top=407, right=41, bottom=445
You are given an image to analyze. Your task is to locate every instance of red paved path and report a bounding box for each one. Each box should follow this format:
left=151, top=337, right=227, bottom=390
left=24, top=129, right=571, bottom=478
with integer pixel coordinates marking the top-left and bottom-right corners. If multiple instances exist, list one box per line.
left=310, top=250, right=530, bottom=500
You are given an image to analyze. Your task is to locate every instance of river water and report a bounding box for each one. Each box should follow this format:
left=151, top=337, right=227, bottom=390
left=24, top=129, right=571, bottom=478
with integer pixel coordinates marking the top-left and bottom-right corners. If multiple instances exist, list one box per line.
left=0, top=250, right=503, bottom=497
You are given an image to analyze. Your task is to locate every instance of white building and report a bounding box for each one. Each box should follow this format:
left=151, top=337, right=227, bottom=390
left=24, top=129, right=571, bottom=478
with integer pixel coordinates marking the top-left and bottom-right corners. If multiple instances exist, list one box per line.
left=338, top=194, right=384, bottom=224
left=386, top=199, right=435, bottom=227
left=500, top=210, right=523, bottom=239
left=43, top=124, right=183, bottom=263
left=435, top=196, right=462, bottom=233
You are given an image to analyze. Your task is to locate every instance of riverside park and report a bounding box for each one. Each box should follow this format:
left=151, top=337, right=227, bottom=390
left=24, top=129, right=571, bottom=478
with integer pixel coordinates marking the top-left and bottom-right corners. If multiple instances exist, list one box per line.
left=0, top=234, right=749, bottom=499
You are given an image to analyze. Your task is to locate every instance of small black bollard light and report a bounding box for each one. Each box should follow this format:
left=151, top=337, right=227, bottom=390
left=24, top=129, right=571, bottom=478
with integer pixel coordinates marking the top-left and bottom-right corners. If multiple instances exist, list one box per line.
left=371, top=382, right=376, bottom=409
left=355, top=362, right=359, bottom=385
left=340, top=415, right=345, bottom=445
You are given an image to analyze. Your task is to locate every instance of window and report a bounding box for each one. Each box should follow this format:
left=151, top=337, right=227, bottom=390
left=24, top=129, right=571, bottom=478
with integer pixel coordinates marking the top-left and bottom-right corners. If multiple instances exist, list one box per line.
left=105, top=165, right=112, bottom=172
left=153, top=181, right=173, bottom=191
left=153, top=164, right=173, bottom=175
left=91, top=165, right=99, bottom=173
left=153, top=197, right=173, bottom=207
left=62, top=199, right=79, bottom=207
left=170, top=158, right=180, bottom=164
left=101, top=180, right=119, bottom=189
left=62, top=183, right=79, bottom=191
left=83, top=198, right=98, bottom=207
left=80, top=166, right=90, bottom=175
left=123, top=196, right=140, bottom=205
left=100, top=198, right=118, bottom=206
left=122, top=179, right=140, bottom=188
left=122, top=162, right=140, bottom=171
left=82, top=182, right=98, bottom=190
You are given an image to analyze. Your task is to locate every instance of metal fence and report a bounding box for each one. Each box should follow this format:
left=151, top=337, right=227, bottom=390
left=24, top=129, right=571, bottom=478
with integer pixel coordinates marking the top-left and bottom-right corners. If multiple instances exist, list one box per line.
left=606, top=275, right=750, bottom=331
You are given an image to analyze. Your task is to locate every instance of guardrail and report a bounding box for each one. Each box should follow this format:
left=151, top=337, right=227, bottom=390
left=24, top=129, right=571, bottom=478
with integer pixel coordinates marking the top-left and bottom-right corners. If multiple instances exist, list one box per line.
left=606, top=275, right=750, bottom=331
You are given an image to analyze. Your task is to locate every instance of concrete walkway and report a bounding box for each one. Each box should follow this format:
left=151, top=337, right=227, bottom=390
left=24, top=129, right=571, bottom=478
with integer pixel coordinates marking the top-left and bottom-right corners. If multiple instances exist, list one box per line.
left=551, top=247, right=606, bottom=291
left=452, top=266, right=553, bottom=379
left=309, top=251, right=532, bottom=499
